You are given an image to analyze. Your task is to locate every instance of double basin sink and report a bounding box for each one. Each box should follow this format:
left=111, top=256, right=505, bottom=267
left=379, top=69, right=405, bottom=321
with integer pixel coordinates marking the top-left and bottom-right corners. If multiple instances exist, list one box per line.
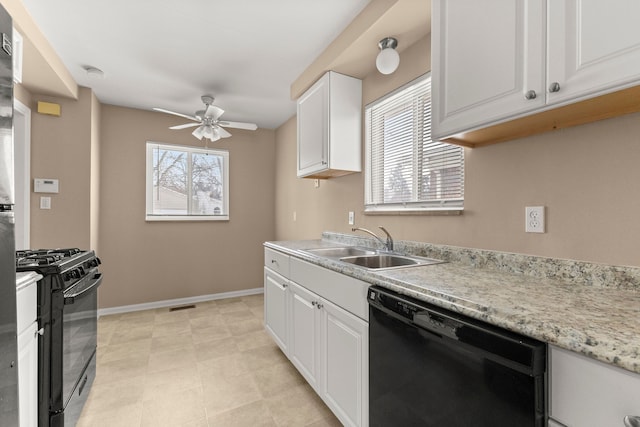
left=302, top=246, right=444, bottom=271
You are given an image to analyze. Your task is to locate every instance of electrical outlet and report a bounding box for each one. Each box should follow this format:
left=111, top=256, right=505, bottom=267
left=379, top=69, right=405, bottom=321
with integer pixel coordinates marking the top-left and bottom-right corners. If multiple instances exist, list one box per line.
left=525, top=206, right=545, bottom=233
left=314, top=179, right=320, bottom=188
left=348, top=211, right=355, bottom=225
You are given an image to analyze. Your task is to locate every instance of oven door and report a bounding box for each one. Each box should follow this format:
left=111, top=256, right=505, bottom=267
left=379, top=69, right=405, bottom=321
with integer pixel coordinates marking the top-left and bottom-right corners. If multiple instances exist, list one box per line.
left=61, top=272, right=101, bottom=419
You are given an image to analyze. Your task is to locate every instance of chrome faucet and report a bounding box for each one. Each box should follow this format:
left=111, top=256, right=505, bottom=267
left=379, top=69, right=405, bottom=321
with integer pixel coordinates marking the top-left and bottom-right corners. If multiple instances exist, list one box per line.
left=352, top=226, right=394, bottom=252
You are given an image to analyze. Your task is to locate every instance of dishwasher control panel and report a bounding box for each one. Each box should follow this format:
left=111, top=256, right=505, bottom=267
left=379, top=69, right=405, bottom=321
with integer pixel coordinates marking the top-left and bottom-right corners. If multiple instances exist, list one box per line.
left=368, top=287, right=462, bottom=339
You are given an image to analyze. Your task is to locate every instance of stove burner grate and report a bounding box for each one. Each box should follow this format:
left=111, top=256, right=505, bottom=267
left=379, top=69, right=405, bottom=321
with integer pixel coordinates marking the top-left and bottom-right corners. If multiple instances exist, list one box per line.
left=16, top=248, right=83, bottom=267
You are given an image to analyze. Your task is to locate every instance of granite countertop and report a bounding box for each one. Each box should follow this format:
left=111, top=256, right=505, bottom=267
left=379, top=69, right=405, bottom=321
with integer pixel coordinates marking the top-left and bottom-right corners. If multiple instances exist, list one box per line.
left=265, top=233, right=640, bottom=375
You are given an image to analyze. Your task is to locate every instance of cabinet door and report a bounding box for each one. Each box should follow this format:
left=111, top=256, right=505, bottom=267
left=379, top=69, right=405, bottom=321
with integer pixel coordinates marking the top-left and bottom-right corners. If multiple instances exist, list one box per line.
left=18, top=322, right=38, bottom=427
left=289, top=282, right=321, bottom=391
left=431, top=0, right=545, bottom=140
left=547, top=0, right=640, bottom=105
left=297, top=75, right=328, bottom=177
left=320, top=299, right=368, bottom=427
left=264, top=268, right=289, bottom=354
left=549, top=345, right=640, bottom=427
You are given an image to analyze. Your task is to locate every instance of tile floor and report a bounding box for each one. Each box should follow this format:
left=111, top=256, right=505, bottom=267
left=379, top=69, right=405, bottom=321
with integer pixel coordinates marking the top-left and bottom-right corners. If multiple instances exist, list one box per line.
left=77, top=294, right=342, bottom=427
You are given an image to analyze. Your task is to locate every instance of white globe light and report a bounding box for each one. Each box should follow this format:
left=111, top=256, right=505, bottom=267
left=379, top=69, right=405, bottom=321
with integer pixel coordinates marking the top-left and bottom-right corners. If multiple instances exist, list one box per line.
left=376, top=38, right=400, bottom=75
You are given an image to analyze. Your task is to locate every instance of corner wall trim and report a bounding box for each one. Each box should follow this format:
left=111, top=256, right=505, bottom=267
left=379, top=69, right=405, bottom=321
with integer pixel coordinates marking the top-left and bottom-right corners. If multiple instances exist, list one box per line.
left=97, top=287, right=264, bottom=317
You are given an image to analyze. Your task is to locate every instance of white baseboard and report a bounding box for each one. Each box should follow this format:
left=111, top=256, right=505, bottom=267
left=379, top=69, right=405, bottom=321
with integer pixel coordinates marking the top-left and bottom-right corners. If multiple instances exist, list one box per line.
left=98, top=287, right=264, bottom=317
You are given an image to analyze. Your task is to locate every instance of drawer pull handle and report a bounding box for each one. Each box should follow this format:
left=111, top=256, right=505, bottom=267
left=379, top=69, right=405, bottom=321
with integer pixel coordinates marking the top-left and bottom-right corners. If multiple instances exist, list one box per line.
left=35, top=327, right=44, bottom=337
left=624, top=415, right=640, bottom=427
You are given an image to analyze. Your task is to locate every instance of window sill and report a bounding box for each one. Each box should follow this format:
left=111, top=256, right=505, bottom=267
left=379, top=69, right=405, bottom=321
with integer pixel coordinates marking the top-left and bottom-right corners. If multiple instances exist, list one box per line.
left=364, top=208, right=463, bottom=216
left=145, top=215, right=230, bottom=222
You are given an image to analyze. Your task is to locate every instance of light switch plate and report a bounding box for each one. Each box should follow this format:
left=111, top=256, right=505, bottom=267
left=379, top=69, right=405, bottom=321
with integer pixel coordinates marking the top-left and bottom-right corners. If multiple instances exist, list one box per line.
left=40, top=196, right=51, bottom=210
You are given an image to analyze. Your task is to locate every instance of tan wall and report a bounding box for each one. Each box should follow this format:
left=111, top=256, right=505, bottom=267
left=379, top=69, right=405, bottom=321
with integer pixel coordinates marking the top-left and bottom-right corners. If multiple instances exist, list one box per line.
left=98, top=105, right=276, bottom=309
left=90, top=92, right=100, bottom=250
left=30, top=87, right=94, bottom=249
left=14, top=83, right=32, bottom=106
left=274, top=34, right=640, bottom=268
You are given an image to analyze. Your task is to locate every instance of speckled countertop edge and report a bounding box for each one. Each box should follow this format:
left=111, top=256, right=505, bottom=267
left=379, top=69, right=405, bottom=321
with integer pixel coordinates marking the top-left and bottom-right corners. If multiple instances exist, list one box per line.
left=265, top=235, right=640, bottom=375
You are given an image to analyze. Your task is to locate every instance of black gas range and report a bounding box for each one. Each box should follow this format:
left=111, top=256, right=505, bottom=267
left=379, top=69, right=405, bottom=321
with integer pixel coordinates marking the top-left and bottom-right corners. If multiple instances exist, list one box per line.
left=16, top=248, right=102, bottom=427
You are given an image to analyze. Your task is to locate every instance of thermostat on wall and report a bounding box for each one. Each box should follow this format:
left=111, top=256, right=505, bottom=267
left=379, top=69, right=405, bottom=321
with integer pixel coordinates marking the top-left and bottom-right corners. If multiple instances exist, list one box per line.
left=34, top=178, right=59, bottom=193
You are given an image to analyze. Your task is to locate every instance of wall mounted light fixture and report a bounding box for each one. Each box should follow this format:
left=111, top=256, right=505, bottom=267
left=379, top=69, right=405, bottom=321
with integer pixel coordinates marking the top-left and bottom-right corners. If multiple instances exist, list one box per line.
left=376, top=37, right=399, bottom=75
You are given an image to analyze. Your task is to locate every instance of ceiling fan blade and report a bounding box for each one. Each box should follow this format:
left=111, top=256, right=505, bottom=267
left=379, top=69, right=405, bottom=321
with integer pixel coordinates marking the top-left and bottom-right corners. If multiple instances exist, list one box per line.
left=153, top=108, right=199, bottom=122
left=203, top=105, right=225, bottom=121
left=170, top=123, right=201, bottom=130
left=216, top=126, right=232, bottom=138
left=218, top=121, right=258, bottom=131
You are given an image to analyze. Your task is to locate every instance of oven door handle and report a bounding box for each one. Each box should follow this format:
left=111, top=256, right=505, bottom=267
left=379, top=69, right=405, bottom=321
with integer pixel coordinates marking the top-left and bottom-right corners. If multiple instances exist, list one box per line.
left=64, top=273, right=102, bottom=305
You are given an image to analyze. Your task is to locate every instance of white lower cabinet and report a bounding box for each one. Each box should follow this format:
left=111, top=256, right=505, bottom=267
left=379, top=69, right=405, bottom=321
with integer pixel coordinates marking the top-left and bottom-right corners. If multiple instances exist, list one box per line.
left=264, top=267, right=290, bottom=354
left=288, top=281, right=368, bottom=427
left=263, top=248, right=369, bottom=427
left=549, top=345, right=640, bottom=427
left=289, top=282, right=321, bottom=391
left=18, top=322, right=38, bottom=427
left=320, top=297, right=368, bottom=427
left=16, top=273, right=40, bottom=427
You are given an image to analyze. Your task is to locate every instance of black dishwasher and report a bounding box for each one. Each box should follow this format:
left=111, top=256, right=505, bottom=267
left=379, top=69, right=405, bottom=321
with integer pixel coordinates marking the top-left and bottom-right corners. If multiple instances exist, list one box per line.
left=368, top=286, right=546, bottom=427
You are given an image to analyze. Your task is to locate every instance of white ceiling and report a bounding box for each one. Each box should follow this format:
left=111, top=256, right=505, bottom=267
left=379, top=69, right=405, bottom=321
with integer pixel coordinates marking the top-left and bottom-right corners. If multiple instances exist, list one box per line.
left=21, top=0, right=371, bottom=129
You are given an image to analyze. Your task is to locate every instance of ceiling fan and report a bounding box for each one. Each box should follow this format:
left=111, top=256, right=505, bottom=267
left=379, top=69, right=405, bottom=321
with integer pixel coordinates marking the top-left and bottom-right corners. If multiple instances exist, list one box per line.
left=153, top=95, right=258, bottom=142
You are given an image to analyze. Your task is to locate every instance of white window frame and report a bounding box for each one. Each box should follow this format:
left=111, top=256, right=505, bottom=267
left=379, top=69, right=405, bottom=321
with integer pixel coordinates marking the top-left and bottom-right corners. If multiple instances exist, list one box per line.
left=364, top=73, right=464, bottom=214
left=145, top=141, right=229, bottom=221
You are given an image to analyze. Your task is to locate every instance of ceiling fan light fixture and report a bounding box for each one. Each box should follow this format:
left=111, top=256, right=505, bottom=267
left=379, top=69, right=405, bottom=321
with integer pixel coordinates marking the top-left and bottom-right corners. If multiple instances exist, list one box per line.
left=192, top=125, right=205, bottom=140
left=376, top=37, right=400, bottom=75
left=203, top=125, right=214, bottom=141
left=155, top=94, right=258, bottom=143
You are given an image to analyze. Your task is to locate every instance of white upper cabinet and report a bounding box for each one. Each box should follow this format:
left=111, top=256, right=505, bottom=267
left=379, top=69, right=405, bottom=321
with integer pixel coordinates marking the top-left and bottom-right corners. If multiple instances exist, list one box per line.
left=432, top=0, right=640, bottom=146
left=297, top=71, right=362, bottom=179
left=547, top=0, right=640, bottom=104
left=431, top=0, right=546, bottom=139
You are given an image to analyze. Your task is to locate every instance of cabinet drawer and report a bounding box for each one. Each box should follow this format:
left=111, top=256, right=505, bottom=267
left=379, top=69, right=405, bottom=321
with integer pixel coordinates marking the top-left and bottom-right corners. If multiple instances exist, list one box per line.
left=290, top=257, right=368, bottom=321
left=265, top=247, right=290, bottom=277
left=16, top=280, right=37, bottom=334
left=549, top=345, right=640, bottom=427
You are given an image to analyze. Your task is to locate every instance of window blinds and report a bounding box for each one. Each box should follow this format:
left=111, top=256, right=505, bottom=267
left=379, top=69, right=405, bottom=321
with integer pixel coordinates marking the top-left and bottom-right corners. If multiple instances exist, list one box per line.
left=365, top=74, right=464, bottom=212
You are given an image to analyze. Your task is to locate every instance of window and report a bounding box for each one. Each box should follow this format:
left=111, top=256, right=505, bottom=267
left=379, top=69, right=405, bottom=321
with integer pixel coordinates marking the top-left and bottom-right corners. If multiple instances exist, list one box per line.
left=146, top=142, right=229, bottom=221
left=365, top=73, right=464, bottom=213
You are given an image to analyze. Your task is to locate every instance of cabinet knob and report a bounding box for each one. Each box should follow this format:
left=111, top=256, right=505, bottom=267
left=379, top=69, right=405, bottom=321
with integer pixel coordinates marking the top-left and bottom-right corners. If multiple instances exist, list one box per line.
left=271, top=259, right=277, bottom=264
left=282, top=283, right=288, bottom=288
left=311, top=301, right=317, bottom=307
left=524, top=90, right=537, bottom=100
left=624, top=415, right=640, bottom=427
left=548, top=82, right=561, bottom=93
left=321, top=161, right=327, bottom=165
left=316, top=303, right=323, bottom=310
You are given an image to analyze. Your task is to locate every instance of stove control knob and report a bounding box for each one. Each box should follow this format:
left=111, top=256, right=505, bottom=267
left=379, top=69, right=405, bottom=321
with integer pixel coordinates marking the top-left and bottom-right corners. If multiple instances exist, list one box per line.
left=65, top=269, right=80, bottom=280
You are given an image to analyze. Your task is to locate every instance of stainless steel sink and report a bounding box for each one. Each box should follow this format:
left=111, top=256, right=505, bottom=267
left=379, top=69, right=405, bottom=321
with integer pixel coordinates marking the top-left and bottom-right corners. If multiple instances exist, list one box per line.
left=339, top=254, right=444, bottom=270
left=303, top=247, right=377, bottom=258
